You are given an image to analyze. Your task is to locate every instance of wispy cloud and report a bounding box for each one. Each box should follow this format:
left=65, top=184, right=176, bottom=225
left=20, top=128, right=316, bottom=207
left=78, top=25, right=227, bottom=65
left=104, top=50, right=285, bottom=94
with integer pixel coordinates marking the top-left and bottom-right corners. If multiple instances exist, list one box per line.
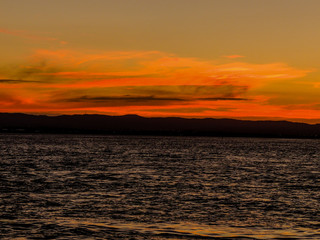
left=0, top=48, right=318, bottom=120
left=0, top=28, right=67, bottom=45
left=61, top=95, right=186, bottom=107
left=224, top=55, right=245, bottom=59
left=3, top=49, right=310, bottom=88
left=0, top=79, right=39, bottom=84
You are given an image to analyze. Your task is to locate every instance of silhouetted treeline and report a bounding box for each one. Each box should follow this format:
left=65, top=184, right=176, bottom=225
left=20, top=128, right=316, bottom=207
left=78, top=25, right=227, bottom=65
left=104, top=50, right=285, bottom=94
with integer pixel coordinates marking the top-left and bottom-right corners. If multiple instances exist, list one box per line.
left=0, top=113, right=320, bottom=138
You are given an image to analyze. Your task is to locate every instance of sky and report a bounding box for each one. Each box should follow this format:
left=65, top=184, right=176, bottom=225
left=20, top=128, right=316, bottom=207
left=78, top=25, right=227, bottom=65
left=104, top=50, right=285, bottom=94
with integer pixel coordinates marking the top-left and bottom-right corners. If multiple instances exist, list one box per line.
left=1, top=0, right=320, bottom=123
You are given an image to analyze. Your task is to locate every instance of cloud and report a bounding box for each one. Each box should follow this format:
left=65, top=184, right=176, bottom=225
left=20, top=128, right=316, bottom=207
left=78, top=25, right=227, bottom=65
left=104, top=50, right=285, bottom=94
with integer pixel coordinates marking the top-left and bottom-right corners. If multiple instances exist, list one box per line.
left=59, top=94, right=247, bottom=107
left=0, top=48, right=317, bottom=121
left=0, top=79, right=41, bottom=84
left=114, top=85, right=248, bottom=98
left=0, top=92, right=20, bottom=104
left=199, top=97, right=247, bottom=101
left=0, top=79, right=32, bottom=83
left=0, top=28, right=67, bottom=45
left=224, top=55, right=245, bottom=59
left=49, top=84, right=248, bottom=103
left=61, top=95, right=186, bottom=107
left=4, top=49, right=309, bottom=87
left=43, top=83, right=249, bottom=108
left=139, top=107, right=236, bottom=114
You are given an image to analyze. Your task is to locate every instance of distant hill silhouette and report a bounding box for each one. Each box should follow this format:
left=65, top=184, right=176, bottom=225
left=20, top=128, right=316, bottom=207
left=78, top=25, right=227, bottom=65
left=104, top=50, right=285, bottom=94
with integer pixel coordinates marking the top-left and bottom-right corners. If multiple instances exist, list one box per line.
left=0, top=113, right=320, bottom=138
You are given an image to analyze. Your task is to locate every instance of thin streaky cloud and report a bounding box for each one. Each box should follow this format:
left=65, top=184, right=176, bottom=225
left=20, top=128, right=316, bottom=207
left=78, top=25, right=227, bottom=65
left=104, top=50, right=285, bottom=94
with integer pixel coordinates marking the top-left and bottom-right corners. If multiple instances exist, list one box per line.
left=0, top=28, right=67, bottom=45
left=0, top=79, right=40, bottom=83
left=198, top=97, right=247, bottom=101
left=57, top=95, right=248, bottom=108
left=64, top=95, right=186, bottom=102
left=224, top=55, right=245, bottom=59
left=57, top=95, right=187, bottom=107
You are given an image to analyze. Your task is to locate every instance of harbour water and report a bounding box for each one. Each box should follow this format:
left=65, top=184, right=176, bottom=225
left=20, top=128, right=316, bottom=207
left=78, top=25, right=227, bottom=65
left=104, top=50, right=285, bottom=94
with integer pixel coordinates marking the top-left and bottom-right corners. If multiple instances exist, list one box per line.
left=0, top=134, right=319, bottom=239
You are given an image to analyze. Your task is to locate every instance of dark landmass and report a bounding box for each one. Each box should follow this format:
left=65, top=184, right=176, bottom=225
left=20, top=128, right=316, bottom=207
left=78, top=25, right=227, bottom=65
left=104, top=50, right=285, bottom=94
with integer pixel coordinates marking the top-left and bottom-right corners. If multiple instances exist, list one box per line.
left=0, top=113, right=320, bottom=138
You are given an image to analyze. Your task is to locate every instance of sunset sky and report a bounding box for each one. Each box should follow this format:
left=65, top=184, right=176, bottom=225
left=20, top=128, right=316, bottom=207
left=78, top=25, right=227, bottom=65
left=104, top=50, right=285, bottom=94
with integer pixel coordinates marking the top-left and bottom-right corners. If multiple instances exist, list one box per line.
left=1, top=0, right=320, bottom=123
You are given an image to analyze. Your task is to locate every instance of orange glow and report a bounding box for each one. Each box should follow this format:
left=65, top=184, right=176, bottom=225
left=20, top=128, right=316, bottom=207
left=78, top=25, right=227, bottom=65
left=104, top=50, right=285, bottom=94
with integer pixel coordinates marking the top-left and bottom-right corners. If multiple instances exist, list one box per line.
left=0, top=49, right=319, bottom=123
left=224, top=55, right=245, bottom=59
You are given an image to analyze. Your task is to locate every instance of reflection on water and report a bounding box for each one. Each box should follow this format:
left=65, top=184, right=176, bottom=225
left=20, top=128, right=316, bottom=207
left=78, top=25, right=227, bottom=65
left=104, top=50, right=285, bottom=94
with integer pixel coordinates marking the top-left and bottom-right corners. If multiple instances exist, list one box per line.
left=0, top=134, right=319, bottom=239
left=2, top=218, right=319, bottom=239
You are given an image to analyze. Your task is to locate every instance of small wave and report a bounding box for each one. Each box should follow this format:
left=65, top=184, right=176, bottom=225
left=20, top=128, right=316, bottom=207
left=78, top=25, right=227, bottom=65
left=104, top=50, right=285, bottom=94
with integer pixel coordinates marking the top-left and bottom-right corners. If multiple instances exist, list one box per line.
left=8, top=218, right=314, bottom=239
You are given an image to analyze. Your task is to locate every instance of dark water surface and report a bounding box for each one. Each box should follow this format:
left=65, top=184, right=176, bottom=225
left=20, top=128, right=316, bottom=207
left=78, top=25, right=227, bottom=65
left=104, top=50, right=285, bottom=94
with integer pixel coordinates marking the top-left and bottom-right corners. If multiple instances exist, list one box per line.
left=0, top=134, right=319, bottom=239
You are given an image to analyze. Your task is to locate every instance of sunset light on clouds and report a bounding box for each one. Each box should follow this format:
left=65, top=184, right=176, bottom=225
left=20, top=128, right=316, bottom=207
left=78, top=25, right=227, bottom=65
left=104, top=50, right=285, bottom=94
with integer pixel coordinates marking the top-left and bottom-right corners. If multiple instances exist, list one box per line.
left=2, top=0, right=320, bottom=123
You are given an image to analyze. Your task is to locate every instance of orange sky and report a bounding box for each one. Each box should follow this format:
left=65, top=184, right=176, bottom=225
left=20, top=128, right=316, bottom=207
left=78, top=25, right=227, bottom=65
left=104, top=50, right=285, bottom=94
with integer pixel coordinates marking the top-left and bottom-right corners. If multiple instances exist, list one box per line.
left=1, top=0, right=320, bottom=123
